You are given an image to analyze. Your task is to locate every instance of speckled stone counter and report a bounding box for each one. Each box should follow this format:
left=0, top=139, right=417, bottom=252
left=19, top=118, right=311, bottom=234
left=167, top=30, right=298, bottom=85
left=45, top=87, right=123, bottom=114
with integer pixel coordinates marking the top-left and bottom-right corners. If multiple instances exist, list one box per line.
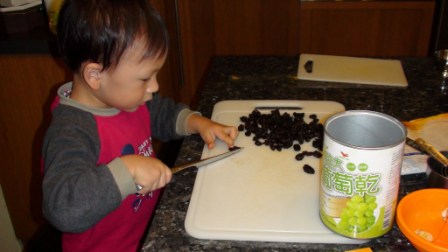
left=141, top=56, right=448, bottom=251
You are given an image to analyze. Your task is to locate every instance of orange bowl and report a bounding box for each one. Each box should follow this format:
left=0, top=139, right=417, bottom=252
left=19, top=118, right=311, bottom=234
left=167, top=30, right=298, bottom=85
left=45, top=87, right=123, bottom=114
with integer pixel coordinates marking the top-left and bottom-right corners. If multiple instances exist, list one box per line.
left=396, top=189, right=448, bottom=252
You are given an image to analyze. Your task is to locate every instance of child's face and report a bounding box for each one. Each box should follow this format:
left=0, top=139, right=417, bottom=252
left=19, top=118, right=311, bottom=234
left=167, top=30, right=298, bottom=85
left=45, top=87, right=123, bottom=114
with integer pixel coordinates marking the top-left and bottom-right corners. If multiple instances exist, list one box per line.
left=98, top=39, right=166, bottom=112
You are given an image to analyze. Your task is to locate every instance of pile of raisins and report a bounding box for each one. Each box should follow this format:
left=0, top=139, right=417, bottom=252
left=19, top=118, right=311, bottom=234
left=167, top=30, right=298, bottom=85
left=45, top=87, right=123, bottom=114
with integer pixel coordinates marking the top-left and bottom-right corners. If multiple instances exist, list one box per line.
left=238, top=109, right=324, bottom=174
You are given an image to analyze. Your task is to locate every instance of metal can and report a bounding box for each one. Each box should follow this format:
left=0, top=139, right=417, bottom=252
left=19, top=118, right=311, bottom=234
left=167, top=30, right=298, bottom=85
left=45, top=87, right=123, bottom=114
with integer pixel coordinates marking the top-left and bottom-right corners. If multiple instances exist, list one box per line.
left=319, top=110, right=406, bottom=239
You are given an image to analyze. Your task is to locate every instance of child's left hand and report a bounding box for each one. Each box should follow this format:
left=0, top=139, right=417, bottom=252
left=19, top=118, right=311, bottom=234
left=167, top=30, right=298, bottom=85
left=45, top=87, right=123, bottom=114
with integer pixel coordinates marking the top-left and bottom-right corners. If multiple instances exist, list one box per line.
left=187, top=114, right=238, bottom=149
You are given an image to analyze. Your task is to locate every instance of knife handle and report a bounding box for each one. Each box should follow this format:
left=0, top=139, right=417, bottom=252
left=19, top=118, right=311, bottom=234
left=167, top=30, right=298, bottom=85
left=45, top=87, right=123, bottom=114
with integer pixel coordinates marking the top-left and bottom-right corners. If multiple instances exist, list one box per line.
left=171, top=163, right=195, bottom=174
left=407, top=137, right=448, bottom=167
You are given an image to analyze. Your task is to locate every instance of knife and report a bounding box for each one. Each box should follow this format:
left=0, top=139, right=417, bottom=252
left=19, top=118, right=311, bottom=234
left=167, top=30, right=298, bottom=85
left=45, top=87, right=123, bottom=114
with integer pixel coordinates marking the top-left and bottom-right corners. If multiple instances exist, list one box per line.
left=171, top=146, right=243, bottom=174
left=405, top=137, right=448, bottom=167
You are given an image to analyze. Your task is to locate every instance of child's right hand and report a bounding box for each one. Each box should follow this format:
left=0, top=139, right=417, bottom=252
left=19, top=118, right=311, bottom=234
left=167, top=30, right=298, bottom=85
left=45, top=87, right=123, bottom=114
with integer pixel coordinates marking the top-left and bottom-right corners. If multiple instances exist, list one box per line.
left=120, top=155, right=172, bottom=194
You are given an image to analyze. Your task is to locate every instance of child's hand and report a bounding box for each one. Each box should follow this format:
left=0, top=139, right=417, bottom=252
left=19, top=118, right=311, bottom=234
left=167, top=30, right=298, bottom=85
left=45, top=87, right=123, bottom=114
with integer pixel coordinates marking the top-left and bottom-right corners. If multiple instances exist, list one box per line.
left=120, top=155, right=172, bottom=194
left=187, top=114, right=238, bottom=149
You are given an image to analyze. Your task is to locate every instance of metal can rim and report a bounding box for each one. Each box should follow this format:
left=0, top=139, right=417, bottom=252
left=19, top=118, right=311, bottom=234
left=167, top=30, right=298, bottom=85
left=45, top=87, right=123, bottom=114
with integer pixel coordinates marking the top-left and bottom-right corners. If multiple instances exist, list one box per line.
left=324, top=110, right=407, bottom=150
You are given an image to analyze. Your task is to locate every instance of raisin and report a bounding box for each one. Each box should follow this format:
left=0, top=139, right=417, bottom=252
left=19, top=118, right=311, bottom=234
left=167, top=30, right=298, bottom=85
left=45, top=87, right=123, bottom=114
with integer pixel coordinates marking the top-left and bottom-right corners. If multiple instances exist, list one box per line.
left=295, top=153, right=304, bottom=161
left=228, top=146, right=240, bottom=151
left=312, top=139, right=322, bottom=149
left=302, top=151, right=314, bottom=156
left=313, top=151, right=322, bottom=158
left=238, top=124, right=245, bottom=131
left=303, top=164, right=315, bottom=174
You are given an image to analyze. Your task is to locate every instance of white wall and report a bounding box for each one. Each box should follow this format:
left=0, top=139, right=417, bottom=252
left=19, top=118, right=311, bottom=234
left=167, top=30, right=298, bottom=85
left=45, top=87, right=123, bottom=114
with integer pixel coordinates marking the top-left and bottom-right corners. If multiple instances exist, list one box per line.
left=0, top=185, right=23, bottom=252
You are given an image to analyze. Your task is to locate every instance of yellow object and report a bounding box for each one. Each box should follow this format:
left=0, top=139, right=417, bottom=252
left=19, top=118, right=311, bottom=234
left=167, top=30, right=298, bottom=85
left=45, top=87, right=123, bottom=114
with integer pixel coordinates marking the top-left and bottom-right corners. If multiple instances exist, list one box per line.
left=402, top=113, right=448, bottom=152
left=44, top=0, right=64, bottom=34
left=403, top=113, right=448, bottom=131
left=345, top=247, right=373, bottom=252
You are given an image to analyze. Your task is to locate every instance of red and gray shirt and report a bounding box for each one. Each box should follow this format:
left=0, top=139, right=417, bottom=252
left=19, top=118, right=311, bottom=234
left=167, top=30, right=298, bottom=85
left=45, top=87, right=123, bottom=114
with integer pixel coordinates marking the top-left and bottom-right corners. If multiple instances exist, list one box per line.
left=42, top=82, right=196, bottom=251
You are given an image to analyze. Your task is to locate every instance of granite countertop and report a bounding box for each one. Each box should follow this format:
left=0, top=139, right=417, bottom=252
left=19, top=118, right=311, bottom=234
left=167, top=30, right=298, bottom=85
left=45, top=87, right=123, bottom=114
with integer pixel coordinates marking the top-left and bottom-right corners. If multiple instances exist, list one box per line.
left=142, top=56, right=447, bottom=251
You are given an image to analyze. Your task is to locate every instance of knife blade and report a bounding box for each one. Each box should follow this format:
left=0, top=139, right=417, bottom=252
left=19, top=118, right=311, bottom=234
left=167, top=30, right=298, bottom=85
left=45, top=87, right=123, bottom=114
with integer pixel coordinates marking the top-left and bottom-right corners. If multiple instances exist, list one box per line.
left=171, top=146, right=243, bottom=174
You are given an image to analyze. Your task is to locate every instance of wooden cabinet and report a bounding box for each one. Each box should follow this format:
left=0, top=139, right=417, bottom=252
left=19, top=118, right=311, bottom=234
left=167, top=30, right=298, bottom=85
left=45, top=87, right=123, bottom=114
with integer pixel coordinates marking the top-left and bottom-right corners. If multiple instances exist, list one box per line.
left=0, top=54, right=70, bottom=243
left=150, top=0, right=183, bottom=103
left=175, top=0, right=435, bottom=105
left=176, top=0, right=301, bottom=105
left=300, top=1, right=435, bottom=57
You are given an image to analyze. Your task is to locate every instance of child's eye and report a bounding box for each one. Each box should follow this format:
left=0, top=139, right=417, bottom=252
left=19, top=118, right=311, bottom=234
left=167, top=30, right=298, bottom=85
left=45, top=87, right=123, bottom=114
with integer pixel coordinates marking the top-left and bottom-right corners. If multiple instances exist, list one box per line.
left=140, top=72, right=158, bottom=83
left=140, top=76, right=152, bottom=82
left=141, top=74, right=156, bottom=82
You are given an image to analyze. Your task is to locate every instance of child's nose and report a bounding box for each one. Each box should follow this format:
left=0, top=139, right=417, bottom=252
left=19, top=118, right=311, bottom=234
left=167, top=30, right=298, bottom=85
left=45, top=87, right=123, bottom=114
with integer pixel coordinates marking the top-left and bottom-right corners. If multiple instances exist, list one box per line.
left=147, top=80, right=159, bottom=93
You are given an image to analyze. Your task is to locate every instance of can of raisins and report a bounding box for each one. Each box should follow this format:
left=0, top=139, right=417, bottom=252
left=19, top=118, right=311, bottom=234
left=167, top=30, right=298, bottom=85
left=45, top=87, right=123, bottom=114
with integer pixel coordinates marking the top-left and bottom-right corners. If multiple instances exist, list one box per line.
left=319, top=110, right=406, bottom=239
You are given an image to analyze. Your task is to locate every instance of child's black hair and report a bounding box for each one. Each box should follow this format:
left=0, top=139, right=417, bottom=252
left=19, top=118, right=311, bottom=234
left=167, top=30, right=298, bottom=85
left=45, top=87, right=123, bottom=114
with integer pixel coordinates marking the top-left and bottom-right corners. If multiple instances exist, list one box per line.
left=57, top=0, right=169, bottom=72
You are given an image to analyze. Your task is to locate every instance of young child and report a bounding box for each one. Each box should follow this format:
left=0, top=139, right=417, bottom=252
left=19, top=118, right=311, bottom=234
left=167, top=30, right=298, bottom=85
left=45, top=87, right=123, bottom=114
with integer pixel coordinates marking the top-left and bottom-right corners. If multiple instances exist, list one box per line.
left=41, top=0, right=237, bottom=251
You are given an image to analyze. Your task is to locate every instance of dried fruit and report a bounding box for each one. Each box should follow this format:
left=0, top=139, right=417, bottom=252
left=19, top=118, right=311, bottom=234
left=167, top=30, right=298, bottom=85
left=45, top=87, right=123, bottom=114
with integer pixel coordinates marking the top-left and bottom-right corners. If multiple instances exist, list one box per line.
left=303, top=164, right=315, bottom=174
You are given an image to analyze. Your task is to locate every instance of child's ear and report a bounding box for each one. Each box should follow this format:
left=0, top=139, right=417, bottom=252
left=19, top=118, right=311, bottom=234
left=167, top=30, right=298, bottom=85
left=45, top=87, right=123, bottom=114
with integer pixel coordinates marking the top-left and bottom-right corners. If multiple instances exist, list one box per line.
left=82, top=62, right=102, bottom=90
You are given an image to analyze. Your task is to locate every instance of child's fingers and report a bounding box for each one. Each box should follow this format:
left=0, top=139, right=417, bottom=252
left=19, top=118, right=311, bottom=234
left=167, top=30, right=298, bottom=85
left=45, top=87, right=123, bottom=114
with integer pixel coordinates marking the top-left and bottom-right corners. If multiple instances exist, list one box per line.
left=147, top=167, right=171, bottom=192
left=157, top=167, right=172, bottom=188
left=202, top=132, right=216, bottom=149
left=215, top=127, right=238, bottom=147
left=226, top=126, right=239, bottom=140
left=201, top=125, right=238, bottom=149
left=165, top=166, right=173, bottom=184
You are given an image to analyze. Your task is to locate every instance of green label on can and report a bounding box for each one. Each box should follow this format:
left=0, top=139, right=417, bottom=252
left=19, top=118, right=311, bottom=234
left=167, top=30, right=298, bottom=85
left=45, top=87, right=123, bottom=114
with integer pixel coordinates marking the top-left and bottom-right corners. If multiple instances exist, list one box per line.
left=319, top=140, right=403, bottom=239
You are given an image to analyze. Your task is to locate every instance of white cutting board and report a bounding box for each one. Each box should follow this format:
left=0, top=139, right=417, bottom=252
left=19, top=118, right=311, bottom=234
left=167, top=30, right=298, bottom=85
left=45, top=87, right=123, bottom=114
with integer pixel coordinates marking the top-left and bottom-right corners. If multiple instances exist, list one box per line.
left=297, top=54, right=408, bottom=87
left=185, top=100, right=367, bottom=244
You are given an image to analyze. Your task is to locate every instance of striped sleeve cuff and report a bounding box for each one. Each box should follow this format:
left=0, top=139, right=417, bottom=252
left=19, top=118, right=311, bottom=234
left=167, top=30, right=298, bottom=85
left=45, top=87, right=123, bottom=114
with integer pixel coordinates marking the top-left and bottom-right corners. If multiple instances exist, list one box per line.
left=108, top=157, right=136, bottom=199
left=176, top=108, right=201, bottom=136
